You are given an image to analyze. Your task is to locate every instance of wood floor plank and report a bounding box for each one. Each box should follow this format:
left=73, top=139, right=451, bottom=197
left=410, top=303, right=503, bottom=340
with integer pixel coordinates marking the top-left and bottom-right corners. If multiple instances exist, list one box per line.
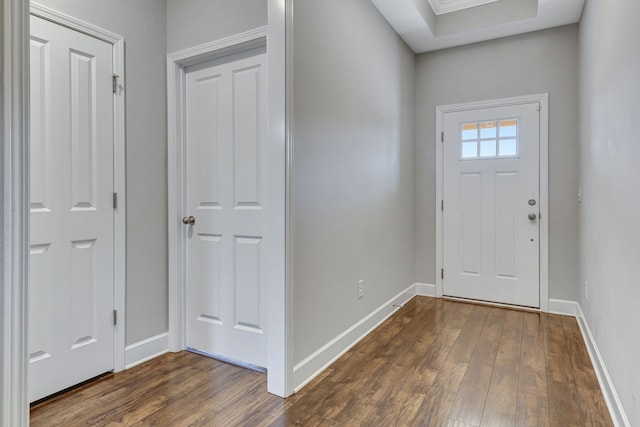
left=417, top=301, right=468, bottom=370
left=560, top=315, right=602, bottom=390
left=414, top=360, right=469, bottom=426
left=516, top=312, right=550, bottom=426
left=542, top=313, right=591, bottom=426
left=30, top=298, right=613, bottom=427
left=515, top=392, right=550, bottom=427
left=267, top=407, right=339, bottom=427
left=480, top=310, right=523, bottom=426
left=448, top=307, right=506, bottom=426
left=543, top=313, right=576, bottom=384
left=447, top=304, right=491, bottom=363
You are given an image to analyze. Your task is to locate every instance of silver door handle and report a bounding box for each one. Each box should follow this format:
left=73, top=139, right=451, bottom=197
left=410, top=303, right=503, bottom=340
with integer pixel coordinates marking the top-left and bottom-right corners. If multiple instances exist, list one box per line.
left=528, top=213, right=537, bottom=221
left=182, top=216, right=196, bottom=225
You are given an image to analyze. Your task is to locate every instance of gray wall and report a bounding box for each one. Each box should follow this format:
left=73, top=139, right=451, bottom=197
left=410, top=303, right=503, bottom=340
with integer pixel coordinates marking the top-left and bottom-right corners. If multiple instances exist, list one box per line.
left=292, top=0, right=416, bottom=364
left=35, top=0, right=168, bottom=345
left=579, top=0, right=640, bottom=423
left=166, top=0, right=267, bottom=53
left=415, top=25, right=580, bottom=300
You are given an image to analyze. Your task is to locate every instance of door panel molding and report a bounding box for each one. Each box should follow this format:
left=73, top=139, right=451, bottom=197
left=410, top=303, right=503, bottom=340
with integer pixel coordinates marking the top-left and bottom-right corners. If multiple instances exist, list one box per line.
left=29, top=2, right=127, bottom=373
left=435, top=93, right=549, bottom=312
left=167, top=18, right=289, bottom=396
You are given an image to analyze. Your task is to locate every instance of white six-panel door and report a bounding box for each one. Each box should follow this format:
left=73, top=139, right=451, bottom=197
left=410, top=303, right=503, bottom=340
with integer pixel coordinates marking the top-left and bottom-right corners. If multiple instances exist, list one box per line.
left=29, top=15, right=114, bottom=402
left=442, top=102, right=540, bottom=308
left=184, top=50, right=268, bottom=368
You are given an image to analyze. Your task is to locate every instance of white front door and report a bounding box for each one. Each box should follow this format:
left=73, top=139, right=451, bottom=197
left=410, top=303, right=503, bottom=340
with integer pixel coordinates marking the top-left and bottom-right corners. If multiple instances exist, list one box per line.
left=442, top=102, right=540, bottom=308
left=184, top=50, right=268, bottom=368
left=29, top=15, right=115, bottom=402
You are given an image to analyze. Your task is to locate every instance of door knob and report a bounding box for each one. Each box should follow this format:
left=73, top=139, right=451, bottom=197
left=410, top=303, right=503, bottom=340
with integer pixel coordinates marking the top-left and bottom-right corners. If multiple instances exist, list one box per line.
left=528, top=213, right=537, bottom=221
left=182, top=216, right=196, bottom=225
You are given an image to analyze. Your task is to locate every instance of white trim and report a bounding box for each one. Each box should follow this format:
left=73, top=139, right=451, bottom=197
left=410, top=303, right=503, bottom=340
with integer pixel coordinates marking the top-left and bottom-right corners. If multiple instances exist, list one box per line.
left=265, top=0, right=291, bottom=397
left=29, top=2, right=128, bottom=374
left=576, top=304, right=630, bottom=427
left=292, top=284, right=416, bottom=392
left=111, top=25, right=127, bottom=376
left=30, top=2, right=121, bottom=44
left=548, top=298, right=578, bottom=316
left=283, top=0, right=295, bottom=397
left=435, top=93, right=549, bottom=311
left=538, top=94, right=549, bottom=312
left=415, top=282, right=436, bottom=297
left=1, top=0, right=30, bottom=424
left=167, top=16, right=289, bottom=397
left=168, top=25, right=267, bottom=65
left=124, top=333, right=170, bottom=370
left=427, top=0, right=499, bottom=15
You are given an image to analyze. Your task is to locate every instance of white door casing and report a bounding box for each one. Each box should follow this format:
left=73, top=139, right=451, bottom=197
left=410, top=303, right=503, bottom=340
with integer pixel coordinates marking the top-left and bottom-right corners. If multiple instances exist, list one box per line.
left=184, top=50, right=268, bottom=367
left=1, top=0, right=30, bottom=423
left=167, top=25, right=290, bottom=393
left=435, top=94, right=549, bottom=311
left=168, top=16, right=288, bottom=398
left=28, top=6, right=126, bottom=402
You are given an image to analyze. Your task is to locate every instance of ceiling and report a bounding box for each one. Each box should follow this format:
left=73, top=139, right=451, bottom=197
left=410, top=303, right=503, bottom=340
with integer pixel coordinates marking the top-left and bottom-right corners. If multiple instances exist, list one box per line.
left=371, top=0, right=585, bottom=53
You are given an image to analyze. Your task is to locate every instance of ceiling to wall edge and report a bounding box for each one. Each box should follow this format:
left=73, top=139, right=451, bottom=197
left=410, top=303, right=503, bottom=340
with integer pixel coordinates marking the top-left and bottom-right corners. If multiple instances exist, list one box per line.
left=428, top=0, right=500, bottom=16
left=372, top=0, right=585, bottom=53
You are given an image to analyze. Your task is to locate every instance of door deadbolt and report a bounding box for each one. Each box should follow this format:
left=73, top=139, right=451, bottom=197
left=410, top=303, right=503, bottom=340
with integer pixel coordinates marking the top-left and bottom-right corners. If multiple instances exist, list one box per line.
left=182, top=216, right=196, bottom=225
left=528, top=199, right=537, bottom=206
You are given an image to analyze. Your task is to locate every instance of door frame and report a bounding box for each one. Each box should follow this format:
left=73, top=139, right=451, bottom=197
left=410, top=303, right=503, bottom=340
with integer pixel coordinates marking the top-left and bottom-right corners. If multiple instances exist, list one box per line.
left=435, top=93, right=549, bottom=312
left=1, top=0, right=30, bottom=423
left=167, top=6, right=289, bottom=397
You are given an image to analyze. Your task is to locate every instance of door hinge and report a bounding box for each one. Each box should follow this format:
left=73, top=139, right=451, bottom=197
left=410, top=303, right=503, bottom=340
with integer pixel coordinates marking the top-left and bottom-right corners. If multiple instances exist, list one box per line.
left=113, top=309, right=117, bottom=326
left=441, top=268, right=444, bottom=279
left=113, top=192, right=118, bottom=209
left=441, top=131, right=444, bottom=143
left=112, top=74, right=119, bottom=94
left=441, top=200, right=444, bottom=211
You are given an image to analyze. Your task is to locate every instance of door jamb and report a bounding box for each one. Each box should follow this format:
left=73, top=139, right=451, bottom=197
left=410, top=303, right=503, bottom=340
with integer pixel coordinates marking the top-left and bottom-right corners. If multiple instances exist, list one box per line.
left=29, top=3, right=128, bottom=372
left=435, top=93, right=549, bottom=312
left=166, top=17, right=290, bottom=396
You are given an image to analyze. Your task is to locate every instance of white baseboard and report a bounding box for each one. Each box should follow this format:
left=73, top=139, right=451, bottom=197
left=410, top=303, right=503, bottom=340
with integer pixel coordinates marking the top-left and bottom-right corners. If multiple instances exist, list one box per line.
left=576, top=304, right=630, bottom=427
left=415, top=282, right=436, bottom=297
left=292, top=284, right=417, bottom=392
left=124, top=332, right=169, bottom=369
left=548, top=298, right=578, bottom=316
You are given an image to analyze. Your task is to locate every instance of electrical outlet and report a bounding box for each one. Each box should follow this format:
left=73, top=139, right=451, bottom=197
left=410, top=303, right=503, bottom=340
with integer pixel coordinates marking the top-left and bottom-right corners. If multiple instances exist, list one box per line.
left=585, top=280, right=589, bottom=300
left=357, top=280, right=364, bottom=299
left=577, top=185, right=583, bottom=203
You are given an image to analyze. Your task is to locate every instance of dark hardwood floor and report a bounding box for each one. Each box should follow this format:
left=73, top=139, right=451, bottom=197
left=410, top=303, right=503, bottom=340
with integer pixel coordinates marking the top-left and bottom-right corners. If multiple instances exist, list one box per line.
left=30, top=297, right=612, bottom=426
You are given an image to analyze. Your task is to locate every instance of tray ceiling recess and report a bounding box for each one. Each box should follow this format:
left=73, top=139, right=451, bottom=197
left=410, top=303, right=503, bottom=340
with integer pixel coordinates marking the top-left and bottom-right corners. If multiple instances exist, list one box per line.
left=371, top=0, right=585, bottom=53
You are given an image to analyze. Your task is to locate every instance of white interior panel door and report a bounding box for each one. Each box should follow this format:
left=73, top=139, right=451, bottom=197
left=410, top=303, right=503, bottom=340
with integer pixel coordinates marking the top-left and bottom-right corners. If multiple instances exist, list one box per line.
left=29, top=15, right=114, bottom=402
left=442, top=103, right=540, bottom=307
left=185, top=50, right=268, bottom=368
